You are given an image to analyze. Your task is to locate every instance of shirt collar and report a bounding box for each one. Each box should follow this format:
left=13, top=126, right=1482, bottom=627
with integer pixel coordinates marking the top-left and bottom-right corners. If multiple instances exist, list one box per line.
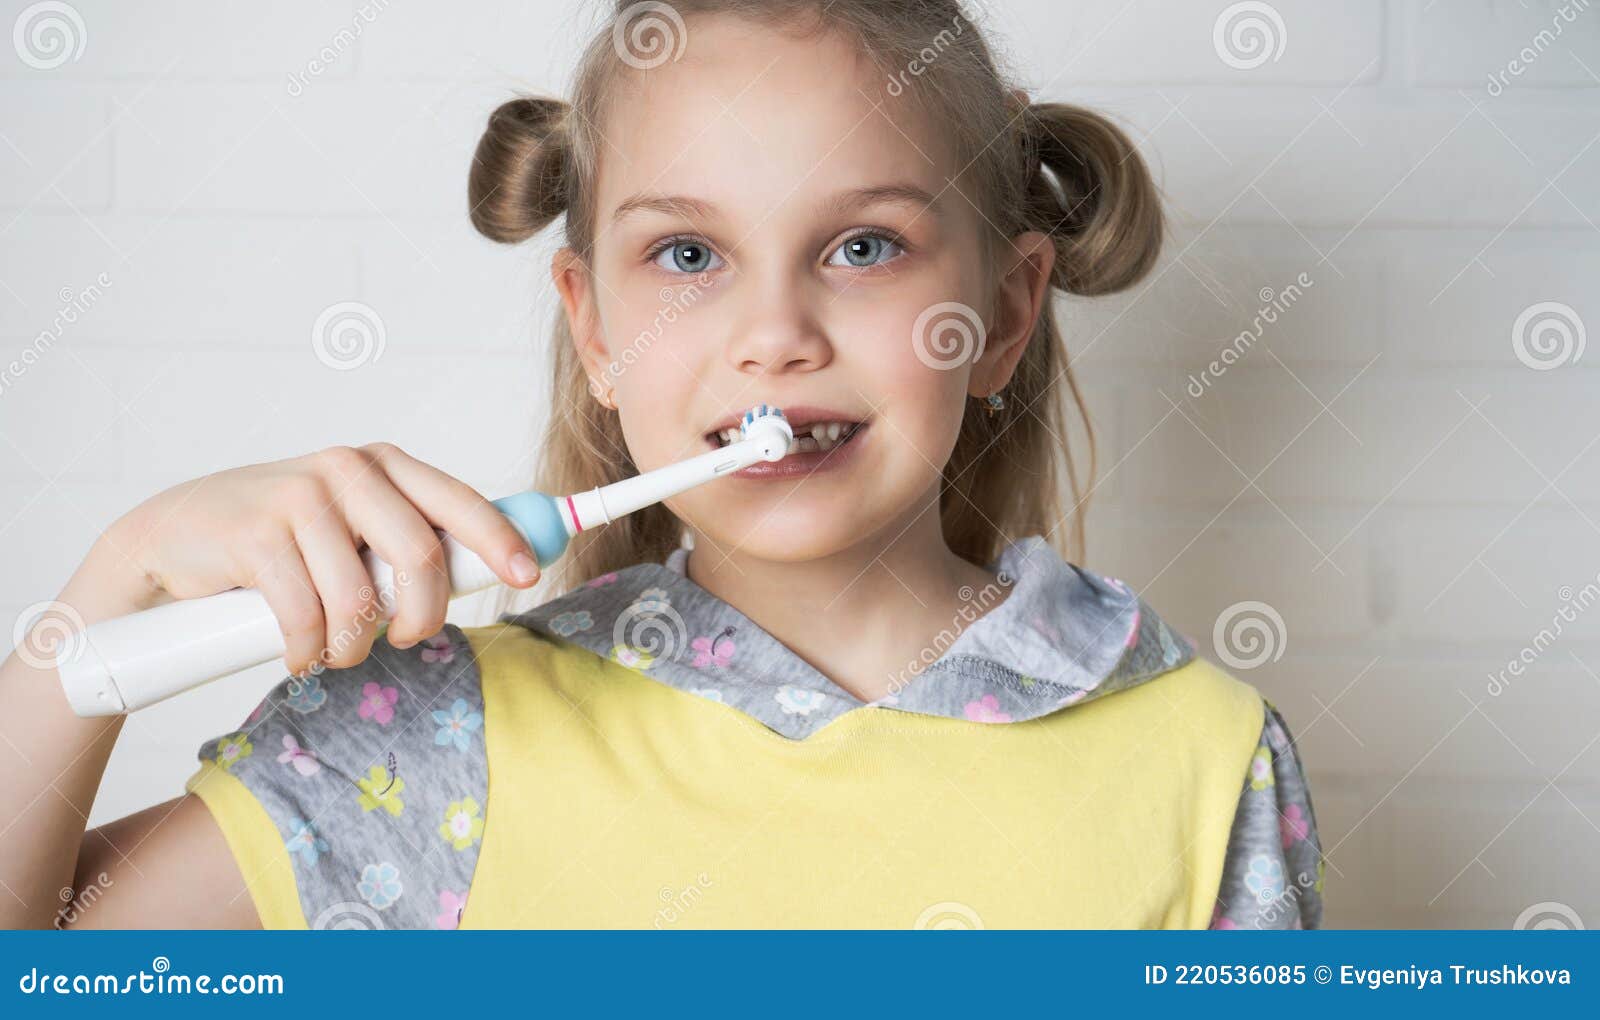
left=501, top=535, right=1194, bottom=740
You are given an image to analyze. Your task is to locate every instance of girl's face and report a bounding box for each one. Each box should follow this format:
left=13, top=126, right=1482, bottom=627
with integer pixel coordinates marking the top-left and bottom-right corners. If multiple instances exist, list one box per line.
left=558, top=15, right=1047, bottom=563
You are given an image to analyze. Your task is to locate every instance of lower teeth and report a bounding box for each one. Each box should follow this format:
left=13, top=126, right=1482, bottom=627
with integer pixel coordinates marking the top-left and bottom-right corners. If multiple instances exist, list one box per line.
left=789, top=425, right=858, bottom=453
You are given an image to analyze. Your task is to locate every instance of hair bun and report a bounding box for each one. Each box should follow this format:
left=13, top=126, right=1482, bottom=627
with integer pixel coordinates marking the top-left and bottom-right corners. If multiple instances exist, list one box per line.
left=468, top=95, right=573, bottom=244
left=1019, top=101, right=1164, bottom=296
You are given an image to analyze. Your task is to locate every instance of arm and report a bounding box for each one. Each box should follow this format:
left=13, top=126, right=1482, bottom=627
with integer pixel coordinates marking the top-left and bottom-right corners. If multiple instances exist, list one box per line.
left=2, top=444, right=537, bottom=930
left=1208, top=700, right=1325, bottom=930
left=0, top=536, right=256, bottom=929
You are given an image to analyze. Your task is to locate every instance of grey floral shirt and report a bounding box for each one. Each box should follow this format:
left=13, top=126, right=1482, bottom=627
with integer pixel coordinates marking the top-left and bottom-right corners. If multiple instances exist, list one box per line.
left=196, top=534, right=1323, bottom=929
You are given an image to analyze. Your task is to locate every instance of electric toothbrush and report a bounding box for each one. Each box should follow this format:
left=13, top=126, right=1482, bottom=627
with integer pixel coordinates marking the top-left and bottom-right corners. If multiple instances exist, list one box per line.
left=56, top=405, right=793, bottom=717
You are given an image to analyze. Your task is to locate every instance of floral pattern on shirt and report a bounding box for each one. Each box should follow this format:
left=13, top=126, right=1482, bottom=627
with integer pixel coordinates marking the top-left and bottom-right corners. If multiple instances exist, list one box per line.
left=194, top=624, right=488, bottom=931
left=1209, top=701, right=1324, bottom=930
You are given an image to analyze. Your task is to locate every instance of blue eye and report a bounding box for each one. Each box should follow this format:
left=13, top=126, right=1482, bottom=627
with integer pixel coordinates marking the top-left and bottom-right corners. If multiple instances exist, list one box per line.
left=828, top=233, right=902, bottom=268
left=652, top=239, right=723, bottom=274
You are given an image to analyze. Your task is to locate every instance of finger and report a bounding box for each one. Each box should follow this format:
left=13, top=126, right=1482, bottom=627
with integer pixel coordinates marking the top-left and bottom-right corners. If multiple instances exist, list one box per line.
left=245, top=523, right=326, bottom=677
left=361, top=442, right=541, bottom=588
left=335, top=463, right=452, bottom=650
left=291, top=501, right=384, bottom=668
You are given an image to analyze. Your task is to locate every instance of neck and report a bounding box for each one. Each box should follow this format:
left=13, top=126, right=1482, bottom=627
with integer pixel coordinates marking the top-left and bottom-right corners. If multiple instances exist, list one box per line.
left=683, top=490, right=1010, bottom=703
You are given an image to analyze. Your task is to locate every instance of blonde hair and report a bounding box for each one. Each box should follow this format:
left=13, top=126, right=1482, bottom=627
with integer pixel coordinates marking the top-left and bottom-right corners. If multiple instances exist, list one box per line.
left=469, top=0, right=1165, bottom=603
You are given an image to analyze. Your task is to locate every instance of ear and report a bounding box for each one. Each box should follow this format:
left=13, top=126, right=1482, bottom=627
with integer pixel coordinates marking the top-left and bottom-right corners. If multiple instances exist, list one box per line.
left=551, top=247, right=610, bottom=382
left=970, top=231, right=1055, bottom=397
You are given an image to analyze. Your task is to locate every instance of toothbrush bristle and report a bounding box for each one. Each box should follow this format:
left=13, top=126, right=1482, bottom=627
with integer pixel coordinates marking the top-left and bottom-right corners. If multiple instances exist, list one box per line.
left=739, top=403, right=785, bottom=436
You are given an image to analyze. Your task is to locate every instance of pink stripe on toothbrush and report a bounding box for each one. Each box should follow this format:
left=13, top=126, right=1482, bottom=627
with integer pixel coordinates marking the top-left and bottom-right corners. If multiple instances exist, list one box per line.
left=566, top=494, right=583, bottom=532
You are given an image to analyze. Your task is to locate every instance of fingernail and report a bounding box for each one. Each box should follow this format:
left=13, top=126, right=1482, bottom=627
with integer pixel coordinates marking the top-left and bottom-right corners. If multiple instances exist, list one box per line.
left=510, top=551, right=539, bottom=585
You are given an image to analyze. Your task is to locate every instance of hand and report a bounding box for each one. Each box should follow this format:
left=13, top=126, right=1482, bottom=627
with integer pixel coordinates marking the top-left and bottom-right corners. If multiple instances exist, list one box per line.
left=95, top=443, right=540, bottom=675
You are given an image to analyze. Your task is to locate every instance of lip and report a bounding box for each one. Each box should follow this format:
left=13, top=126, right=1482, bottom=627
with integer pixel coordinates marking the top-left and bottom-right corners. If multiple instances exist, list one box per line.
left=732, top=419, right=870, bottom=479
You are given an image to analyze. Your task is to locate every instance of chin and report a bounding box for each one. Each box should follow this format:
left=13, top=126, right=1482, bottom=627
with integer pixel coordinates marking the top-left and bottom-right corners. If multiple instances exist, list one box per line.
left=684, top=499, right=877, bottom=565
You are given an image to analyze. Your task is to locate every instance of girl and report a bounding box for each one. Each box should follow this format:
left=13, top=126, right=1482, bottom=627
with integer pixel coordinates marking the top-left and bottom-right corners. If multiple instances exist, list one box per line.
left=1, top=0, right=1322, bottom=930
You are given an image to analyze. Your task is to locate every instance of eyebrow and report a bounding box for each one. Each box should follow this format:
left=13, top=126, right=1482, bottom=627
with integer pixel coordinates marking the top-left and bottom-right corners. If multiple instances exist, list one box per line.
left=609, top=182, right=941, bottom=225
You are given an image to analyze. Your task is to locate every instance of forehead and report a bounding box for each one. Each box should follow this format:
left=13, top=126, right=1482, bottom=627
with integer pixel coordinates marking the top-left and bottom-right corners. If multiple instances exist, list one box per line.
left=593, top=14, right=957, bottom=226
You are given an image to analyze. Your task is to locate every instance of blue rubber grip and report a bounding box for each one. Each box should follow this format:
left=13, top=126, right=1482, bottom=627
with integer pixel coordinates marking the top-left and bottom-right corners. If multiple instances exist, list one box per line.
left=491, top=491, right=571, bottom=567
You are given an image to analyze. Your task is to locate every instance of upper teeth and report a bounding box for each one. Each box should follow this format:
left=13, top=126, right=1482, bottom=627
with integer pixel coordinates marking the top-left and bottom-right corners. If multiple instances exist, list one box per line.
left=715, top=421, right=857, bottom=448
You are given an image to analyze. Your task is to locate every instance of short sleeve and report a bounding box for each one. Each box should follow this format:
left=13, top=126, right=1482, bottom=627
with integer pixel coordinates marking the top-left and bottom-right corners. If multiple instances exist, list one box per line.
left=185, top=624, right=489, bottom=930
left=1208, top=700, right=1325, bottom=929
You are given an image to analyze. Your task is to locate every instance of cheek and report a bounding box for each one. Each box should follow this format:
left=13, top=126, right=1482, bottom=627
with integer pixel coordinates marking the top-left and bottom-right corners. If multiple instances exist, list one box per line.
left=600, top=285, right=720, bottom=470
left=836, top=291, right=976, bottom=461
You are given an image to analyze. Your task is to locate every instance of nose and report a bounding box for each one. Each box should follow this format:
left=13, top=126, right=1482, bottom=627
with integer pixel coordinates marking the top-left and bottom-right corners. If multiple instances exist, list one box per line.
left=723, top=267, right=832, bottom=375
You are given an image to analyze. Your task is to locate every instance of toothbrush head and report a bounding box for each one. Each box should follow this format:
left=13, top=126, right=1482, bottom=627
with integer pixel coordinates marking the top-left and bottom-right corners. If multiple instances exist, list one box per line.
left=739, top=404, right=793, bottom=462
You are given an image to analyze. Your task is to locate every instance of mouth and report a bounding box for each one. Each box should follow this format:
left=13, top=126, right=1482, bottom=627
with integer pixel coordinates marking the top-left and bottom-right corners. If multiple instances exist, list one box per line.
left=703, top=408, right=869, bottom=455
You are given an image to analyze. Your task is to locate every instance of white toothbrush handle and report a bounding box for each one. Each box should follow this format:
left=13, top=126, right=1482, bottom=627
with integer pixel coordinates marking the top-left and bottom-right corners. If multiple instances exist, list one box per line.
left=568, top=425, right=790, bottom=528
left=57, top=532, right=502, bottom=717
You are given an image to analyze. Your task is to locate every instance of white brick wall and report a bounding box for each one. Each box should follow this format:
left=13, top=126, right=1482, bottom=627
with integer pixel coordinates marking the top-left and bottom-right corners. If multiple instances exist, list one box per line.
left=2, top=0, right=1596, bottom=930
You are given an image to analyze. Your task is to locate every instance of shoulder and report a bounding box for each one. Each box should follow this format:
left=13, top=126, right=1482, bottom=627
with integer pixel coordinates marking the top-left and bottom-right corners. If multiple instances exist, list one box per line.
left=187, top=623, right=488, bottom=930
left=1112, top=653, right=1268, bottom=760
